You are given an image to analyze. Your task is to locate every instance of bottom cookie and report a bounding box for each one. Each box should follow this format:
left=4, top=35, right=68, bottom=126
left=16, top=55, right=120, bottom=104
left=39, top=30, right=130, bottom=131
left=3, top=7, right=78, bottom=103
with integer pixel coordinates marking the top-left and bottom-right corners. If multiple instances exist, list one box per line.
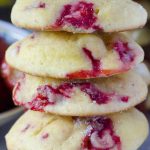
left=5, top=108, right=148, bottom=150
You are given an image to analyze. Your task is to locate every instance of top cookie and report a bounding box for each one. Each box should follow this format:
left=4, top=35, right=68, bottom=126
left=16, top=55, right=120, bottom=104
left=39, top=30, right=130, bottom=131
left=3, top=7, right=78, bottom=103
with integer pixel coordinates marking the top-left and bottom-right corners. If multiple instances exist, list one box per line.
left=11, top=0, right=147, bottom=33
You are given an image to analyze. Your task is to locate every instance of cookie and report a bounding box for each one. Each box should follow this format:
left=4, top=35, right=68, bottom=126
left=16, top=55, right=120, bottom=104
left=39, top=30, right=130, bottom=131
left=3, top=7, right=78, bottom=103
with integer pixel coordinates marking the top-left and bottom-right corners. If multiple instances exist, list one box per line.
left=1, top=60, right=24, bottom=89
left=11, top=0, right=147, bottom=33
left=13, top=71, right=147, bottom=116
left=136, top=0, right=150, bottom=20
left=134, top=62, right=150, bottom=85
left=123, top=28, right=150, bottom=46
left=5, top=108, right=149, bottom=150
left=6, top=32, right=144, bottom=79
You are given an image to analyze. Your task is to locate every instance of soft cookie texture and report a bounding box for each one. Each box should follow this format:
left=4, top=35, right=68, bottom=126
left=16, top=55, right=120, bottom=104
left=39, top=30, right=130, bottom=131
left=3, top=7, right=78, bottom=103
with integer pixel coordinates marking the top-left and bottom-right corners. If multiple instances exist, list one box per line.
left=11, top=0, right=147, bottom=33
left=5, top=108, right=149, bottom=150
left=134, top=62, right=150, bottom=85
left=1, top=60, right=24, bottom=89
left=13, top=71, right=147, bottom=116
left=123, top=28, right=150, bottom=46
left=6, top=32, right=144, bottom=79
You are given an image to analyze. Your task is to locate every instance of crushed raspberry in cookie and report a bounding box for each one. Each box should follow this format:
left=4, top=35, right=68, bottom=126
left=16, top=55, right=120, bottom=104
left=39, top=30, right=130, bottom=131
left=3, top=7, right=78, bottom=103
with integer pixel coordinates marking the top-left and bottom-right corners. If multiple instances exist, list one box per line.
left=83, top=48, right=101, bottom=73
left=41, top=133, right=49, bottom=139
left=67, top=48, right=101, bottom=78
left=28, top=85, right=58, bottom=111
left=113, top=40, right=135, bottom=64
left=67, top=41, right=137, bottom=79
left=14, top=81, right=128, bottom=111
left=120, top=96, right=129, bottom=103
left=54, top=1, right=101, bottom=31
left=27, top=83, right=74, bottom=111
left=82, top=117, right=121, bottom=150
left=78, top=82, right=129, bottom=104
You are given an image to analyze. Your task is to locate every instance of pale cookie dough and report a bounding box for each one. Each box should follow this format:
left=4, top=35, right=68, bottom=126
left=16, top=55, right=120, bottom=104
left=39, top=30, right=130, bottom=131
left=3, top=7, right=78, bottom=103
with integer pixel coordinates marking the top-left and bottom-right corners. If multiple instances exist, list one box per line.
left=6, top=32, right=144, bottom=79
left=13, top=71, right=147, bottom=116
left=11, top=0, right=147, bottom=33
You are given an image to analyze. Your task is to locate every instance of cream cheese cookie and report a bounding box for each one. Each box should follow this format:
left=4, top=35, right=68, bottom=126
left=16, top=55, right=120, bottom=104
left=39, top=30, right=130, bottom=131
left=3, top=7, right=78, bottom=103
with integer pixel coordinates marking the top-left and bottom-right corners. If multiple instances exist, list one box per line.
left=11, top=0, right=147, bottom=33
left=13, top=71, right=147, bottom=116
left=134, top=62, right=150, bottom=85
left=1, top=60, right=24, bottom=89
left=123, top=28, right=150, bottom=46
left=5, top=108, right=149, bottom=150
left=6, top=32, right=144, bottom=79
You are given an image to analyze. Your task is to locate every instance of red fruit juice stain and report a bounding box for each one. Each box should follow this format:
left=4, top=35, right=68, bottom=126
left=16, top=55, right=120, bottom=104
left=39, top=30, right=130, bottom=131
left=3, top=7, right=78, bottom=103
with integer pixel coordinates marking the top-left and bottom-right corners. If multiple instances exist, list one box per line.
left=113, top=40, right=135, bottom=64
left=24, top=82, right=128, bottom=111
left=28, top=85, right=56, bottom=112
left=67, top=40, right=136, bottom=79
left=54, top=1, right=102, bottom=31
left=83, top=48, right=101, bottom=73
left=120, top=96, right=129, bottom=103
left=82, top=117, right=121, bottom=150
left=67, top=48, right=101, bottom=78
left=42, top=133, right=49, bottom=139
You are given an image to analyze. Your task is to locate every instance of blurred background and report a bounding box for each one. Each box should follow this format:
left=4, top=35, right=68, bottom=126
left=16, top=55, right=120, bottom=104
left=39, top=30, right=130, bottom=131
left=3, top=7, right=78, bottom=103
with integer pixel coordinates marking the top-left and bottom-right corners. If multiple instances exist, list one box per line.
left=0, top=0, right=150, bottom=149
left=0, top=0, right=14, bottom=21
left=0, top=1, right=28, bottom=149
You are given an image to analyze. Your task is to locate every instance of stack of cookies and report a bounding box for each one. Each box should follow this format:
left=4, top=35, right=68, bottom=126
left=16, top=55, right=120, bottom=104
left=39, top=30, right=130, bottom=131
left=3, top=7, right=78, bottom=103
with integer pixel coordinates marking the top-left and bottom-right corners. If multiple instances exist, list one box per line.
left=5, top=0, right=149, bottom=149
